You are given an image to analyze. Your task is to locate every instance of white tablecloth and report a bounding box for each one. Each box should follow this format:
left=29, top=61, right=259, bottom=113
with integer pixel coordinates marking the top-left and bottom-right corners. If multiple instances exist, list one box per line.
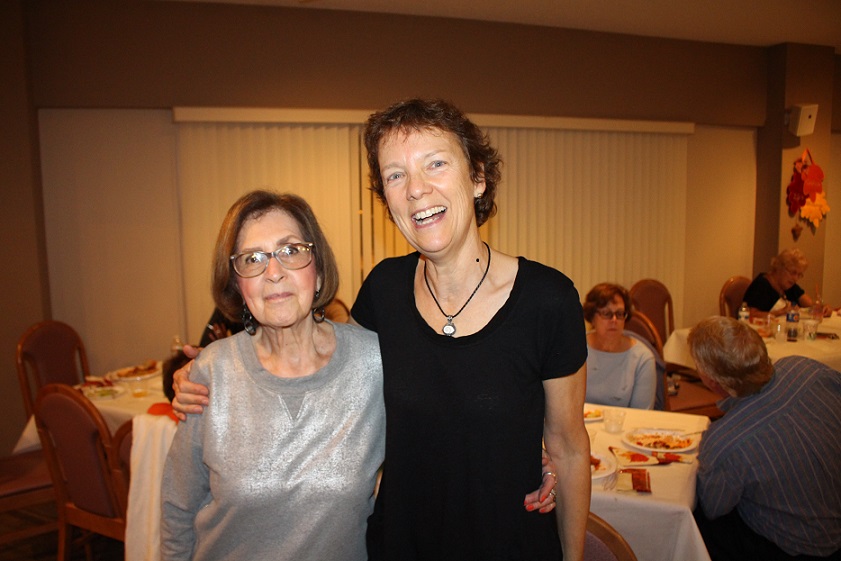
left=664, top=314, right=841, bottom=372
left=125, top=413, right=177, bottom=561
left=588, top=405, right=711, bottom=561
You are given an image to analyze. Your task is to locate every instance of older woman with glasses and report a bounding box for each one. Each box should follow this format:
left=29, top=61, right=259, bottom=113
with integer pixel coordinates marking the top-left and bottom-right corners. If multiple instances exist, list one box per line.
left=742, top=248, right=824, bottom=317
left=160, top=191, right=385, bottom=561
left=582, top=283, right=657, bottom=409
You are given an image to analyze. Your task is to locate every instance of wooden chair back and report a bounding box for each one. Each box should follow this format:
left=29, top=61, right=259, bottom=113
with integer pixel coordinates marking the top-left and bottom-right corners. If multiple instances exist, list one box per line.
left=34, top=384, right=126, bottom=560
left=624, top=311, right=669, bottom=410
left=719, top=276, right=752, bottom=317
left=324, top=298, right=350, bottom=323
left=16, top=320, right=90, bottom=418
left=624, top=311, right=663, bottom=358
left=110, top=420, right=133, bottom=515
left=629, top=279, right=674, bottom=346
left=585, top=511, right=638, bottom=561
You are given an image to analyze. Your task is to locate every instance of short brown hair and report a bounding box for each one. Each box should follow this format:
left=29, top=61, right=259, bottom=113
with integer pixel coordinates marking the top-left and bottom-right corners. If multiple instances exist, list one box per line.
left=211, top=191, right=339, bottom=324
left=688, top=316, right=774, bottom=397
left=582, top=283, right=632, bottom=323
left=364, top=98, right=501, bottom=227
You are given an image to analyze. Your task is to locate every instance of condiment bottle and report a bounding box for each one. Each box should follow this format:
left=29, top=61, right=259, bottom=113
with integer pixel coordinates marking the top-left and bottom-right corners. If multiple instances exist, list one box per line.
left=738, top=302, right=750, bottom=323
left=785, top=309, right=800, bottom=341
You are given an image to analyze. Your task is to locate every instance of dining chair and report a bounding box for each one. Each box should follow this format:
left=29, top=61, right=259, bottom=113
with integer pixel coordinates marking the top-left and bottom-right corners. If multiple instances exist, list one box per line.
left=719, top=275, right=752, bottom=317
left=110, top=421, right=133, bottom=516
left=324, top=297, right=350, bottom=323
left=585, top=511, right=638, bottom=561
left=16, top=320, right=90, bottom=418
left=34, top=384, right=127, bottom=561
left=629, top=279, right=674, bottom=346
left=0, top=450, right=58, bottom=547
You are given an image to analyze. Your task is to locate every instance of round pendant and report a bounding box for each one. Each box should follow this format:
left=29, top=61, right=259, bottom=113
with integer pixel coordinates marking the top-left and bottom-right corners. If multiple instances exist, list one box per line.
left=442, top=323, right=456, bottom=337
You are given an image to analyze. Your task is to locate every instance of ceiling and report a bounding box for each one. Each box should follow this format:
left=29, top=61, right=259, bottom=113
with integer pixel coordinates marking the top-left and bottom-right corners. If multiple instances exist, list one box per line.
left=168, top=0, right=841, bottom=53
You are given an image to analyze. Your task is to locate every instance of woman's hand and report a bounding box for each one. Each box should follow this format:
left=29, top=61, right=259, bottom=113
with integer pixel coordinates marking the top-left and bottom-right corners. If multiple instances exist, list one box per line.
left=205, top=322, right=229, bottom=342
left=523, top=450, right=558, bottom=514
left=171, top=345, right=209, bottom=421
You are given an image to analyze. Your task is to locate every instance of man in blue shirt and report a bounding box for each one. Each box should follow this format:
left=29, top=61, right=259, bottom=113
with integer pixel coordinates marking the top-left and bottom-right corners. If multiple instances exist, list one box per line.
left=688, top=316, right=841, bottom=560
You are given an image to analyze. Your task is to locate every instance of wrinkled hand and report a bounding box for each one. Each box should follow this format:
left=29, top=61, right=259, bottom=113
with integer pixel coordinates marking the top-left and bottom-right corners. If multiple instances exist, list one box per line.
left=524, top=450, right=557, bottom=514
left=171, top=345, right=206, bottom=421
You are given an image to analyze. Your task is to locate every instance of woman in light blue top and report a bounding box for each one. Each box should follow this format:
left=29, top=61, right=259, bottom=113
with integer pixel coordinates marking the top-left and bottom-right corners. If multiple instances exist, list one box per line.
left=583, top=283, right=657, bottom=409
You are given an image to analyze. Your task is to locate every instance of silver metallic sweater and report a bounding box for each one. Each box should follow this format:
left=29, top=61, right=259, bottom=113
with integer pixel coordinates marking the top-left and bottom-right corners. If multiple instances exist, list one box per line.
left=161, top=322, right=385, bottom=561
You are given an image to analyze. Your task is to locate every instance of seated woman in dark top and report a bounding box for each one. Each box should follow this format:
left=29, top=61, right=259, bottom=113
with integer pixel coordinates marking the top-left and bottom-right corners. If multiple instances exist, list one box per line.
left=743, top=248, right=816, bottom=316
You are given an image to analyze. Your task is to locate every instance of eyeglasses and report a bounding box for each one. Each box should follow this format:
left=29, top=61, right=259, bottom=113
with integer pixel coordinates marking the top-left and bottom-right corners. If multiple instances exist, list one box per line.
left=230, top=243, right=314, bottom=278
left=596, top=309, right=629, bottom=321
left=786, top=268, right=804, bottom=279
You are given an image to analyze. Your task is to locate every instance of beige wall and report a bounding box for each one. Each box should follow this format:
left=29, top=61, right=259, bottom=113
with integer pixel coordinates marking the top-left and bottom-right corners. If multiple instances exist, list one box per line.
left=1, top=2, right=50, bottom=454
left=24, top=1, right=769, bottom=124
left=684, top=126, right=758, bottom=324
left=2, top=0, right=841, bottom=453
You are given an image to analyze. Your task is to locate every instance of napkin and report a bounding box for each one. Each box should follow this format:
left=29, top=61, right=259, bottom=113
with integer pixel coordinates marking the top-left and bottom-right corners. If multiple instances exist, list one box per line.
left=610, top=446, right=658, bottom=466
left=616, top=468, right=651, bottom=493
left=651, top=451, right=694, bottom=464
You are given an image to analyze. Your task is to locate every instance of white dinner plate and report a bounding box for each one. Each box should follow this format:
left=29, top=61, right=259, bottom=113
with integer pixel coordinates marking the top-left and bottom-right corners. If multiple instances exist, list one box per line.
left=583, top=406, right=604, bottom=423
left=79, top=384, right=126, bottom=401
left=609, top=446, right=659, bottom=466
left=105, top=361, right=162, bottom=382
left=622, top=428, right=700, bottom=453
left=590, top=451, right=616, bottom=480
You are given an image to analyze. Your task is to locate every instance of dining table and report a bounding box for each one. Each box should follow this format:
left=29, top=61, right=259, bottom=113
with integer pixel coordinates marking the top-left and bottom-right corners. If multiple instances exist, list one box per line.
left=16, top=374, right=712, bottom=561
left=13, top=375, right=172, bottom=455
left=587, top=404, right=712, bottom=561
left=664, top=312, right=841, bottom=372
left=12, top=371, right=177, bottom=561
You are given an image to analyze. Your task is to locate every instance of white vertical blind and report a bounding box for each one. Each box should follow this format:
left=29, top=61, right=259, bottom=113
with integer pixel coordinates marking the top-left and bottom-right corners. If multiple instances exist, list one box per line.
left=36, top=109, right=762, bottom=387
left=175, top=112, right=691, bottom=336
left=486, top=127, right=688, bottom=326
left=176, top=122, right=362, bottom=342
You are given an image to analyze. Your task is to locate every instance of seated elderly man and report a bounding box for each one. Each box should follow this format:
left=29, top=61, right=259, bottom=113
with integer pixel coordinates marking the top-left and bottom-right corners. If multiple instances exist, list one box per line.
left=688, top=317, right=841, bottom=561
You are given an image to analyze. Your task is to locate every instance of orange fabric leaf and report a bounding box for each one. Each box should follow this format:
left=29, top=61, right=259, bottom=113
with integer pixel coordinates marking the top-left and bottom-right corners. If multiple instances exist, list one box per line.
left=147, top=402, right=179, bottom=423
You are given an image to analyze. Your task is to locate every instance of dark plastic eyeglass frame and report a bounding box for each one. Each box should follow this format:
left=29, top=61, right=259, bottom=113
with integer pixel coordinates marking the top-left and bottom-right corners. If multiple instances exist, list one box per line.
left=230, top=242, right=314, bottom=278
left=596, top=309, right=629, bottom=320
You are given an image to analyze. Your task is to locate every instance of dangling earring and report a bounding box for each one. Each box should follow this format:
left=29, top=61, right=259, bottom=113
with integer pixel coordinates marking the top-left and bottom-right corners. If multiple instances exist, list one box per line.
left=241, top=302, right=257, bottom=335
left=311, top=289, right=325, bottom=323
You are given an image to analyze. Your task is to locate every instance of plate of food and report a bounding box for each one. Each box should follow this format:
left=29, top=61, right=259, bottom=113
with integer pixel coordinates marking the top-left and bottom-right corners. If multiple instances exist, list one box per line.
left=105, top=359, right=162, bottom=382
left=590, top=451, right=616, bottom=480
left=583, top=406, right=604, bottom=423
left=609, top=446, right=659, bottom=466
left=622, top=428, right=700, bottom=453
left=79, top=383, right=125, bottom=401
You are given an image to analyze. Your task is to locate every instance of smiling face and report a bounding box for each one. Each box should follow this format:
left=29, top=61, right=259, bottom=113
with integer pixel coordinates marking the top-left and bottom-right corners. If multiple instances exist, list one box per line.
left=378, top=128, right=485, bottom=258
left=235, top=209, right=318, bottom=330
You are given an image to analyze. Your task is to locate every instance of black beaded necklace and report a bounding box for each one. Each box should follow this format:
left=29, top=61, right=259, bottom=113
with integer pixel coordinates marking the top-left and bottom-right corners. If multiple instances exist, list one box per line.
left=423, top=242, right=491, bottom=337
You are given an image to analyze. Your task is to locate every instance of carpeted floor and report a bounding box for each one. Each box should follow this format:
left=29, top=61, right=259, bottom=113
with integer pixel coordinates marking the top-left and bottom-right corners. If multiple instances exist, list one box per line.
left=0, top=504, right=123, bottom=561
